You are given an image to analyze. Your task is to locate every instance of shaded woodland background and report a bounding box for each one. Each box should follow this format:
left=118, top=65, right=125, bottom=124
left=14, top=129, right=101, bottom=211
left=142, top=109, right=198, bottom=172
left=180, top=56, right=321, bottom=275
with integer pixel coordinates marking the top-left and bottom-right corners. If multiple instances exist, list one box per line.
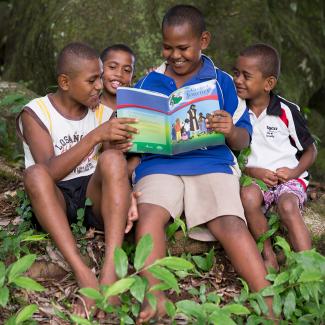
left=0, top=0, right=325, bottom=180
left=0, top=1, right=324, bottom=323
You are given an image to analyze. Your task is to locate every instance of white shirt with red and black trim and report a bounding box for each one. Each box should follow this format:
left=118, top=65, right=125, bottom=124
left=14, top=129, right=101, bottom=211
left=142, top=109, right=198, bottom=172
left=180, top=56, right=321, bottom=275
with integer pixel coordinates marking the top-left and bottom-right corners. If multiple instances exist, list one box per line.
left=246, top=92, right=315, bottom=189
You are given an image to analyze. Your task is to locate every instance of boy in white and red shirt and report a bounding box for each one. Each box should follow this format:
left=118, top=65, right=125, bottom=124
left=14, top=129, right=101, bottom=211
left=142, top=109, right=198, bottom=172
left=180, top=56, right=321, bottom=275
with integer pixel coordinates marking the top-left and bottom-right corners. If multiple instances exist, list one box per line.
left=233, top=43, right=317, bottom=270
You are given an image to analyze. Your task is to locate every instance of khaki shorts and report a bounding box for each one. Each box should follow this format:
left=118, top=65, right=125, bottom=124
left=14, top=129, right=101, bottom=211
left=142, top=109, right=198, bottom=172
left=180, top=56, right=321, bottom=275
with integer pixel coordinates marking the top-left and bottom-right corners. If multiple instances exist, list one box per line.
left=134, top=173, right=246, bottom=241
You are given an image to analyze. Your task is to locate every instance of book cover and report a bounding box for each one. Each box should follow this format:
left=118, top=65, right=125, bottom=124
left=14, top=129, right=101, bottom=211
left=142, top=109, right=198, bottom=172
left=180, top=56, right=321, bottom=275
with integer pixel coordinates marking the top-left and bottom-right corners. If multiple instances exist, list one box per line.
left=116, top=79, right=225, bottom=155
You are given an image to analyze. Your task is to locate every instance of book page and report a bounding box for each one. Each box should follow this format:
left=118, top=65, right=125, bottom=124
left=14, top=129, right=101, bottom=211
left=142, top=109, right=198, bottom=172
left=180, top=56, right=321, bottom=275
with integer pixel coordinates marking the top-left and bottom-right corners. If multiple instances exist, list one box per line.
left=167, top=80, right=225, bottom=154
left=116, top=87, right=172, bottom=154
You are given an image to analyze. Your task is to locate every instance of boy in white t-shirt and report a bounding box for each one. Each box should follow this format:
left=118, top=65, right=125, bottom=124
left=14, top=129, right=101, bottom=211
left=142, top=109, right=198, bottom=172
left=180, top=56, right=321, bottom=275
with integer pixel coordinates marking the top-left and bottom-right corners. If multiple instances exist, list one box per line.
left=17, top=42, right=138, bottom=316
left=233, top=43, right=317, bottom=270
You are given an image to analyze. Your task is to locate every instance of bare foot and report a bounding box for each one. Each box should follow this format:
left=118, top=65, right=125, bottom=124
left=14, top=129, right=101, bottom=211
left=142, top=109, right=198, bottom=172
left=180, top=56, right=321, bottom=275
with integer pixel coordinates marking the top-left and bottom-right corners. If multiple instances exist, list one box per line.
left=72, top=267, right=99, bottom=318
left=136, top=292, right=168, bottom=324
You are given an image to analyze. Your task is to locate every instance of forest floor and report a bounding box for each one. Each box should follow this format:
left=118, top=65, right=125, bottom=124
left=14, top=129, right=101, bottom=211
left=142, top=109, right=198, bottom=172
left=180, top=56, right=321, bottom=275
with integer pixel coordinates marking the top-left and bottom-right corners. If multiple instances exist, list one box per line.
left=0, top=157, right=324, bottom=324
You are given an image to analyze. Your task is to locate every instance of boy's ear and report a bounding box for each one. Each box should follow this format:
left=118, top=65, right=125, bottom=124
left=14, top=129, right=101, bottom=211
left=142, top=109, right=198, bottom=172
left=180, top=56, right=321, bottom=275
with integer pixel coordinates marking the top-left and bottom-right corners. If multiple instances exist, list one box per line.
left=265, top=76, right=277, bottom=92
left=57, top=74, right=70, bottom=91
left=200, top=31, right=211, bottom=50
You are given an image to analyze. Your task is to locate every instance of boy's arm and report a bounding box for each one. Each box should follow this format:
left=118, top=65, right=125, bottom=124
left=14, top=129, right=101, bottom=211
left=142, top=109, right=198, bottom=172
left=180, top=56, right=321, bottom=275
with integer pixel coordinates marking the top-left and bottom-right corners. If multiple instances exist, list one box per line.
left=276, top=143, right=317, bottom=183
left=21, top=111, right=137, bottom=182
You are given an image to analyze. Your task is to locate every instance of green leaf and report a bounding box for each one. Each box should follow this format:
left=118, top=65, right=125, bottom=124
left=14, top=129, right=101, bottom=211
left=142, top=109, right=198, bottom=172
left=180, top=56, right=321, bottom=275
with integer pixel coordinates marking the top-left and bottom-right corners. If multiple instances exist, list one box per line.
left=209, top=310, right=236, bottom=325
left=0, top=286, right=9, bottom=307
left=21, top=234, right=48, bottom=242
left=13, top=276, right=45, bottom=291
left=192, top=255, right=209, bottom=271
left=240, top=175, right=253, bottom=187
left=222, top=303, right=250, bottom=315
left=70, top=314, right=93, bottom=325
left=79, top=288, right=103, bottom=301
left=0, top=261, right=6, bottom=287
left=134, top=234, right=153, bottom=271
left=283, top=290, right=296, bottom=320
left=176, top=300, right=205, bottom=320
left=130, top=276, right=147, bottom=303
left=274, top=236, right=291, bottom=256
left=255, top=178, right=268, bottom=191
left=299, top=284, right=310, bottom=301
left=85, top=198, right=93, bottom=206
left=156, top=256, right=194, bottom=271
left=15, top=304, right=38, bottom=324
left=165, top=300, right=176, bottom=318
left=274, top=271, right=290, bottom=286
left=77, top=208, right=85, bottom=220
left=299, top=270, right=322, bottom=282
left=146, top=292, right=157, bottom=311
left=272, top=293, right=282, bottom=317
left=8, top=254, right=37, bottom=283
left=114, top=247, right=128, bottom=279
left=104, top=278, right=135, bottom=298
left=148, top=265, right=179, bottom=293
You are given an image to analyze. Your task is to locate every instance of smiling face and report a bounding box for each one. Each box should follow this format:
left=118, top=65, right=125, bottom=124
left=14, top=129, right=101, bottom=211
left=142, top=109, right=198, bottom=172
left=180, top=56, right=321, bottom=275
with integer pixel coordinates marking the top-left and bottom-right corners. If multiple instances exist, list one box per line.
left=66, top=57, right=103, bottom=108
left=102, top=50, right=134, bottom=96
left=162, top=22, right=210, bottom=78
left=233, top=55, right=273, bottom=101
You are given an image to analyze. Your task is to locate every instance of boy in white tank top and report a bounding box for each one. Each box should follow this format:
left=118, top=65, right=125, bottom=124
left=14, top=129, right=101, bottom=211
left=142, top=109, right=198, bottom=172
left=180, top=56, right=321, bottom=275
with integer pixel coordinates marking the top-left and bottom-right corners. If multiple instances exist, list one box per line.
left=17, top=42, right=138, bottom=316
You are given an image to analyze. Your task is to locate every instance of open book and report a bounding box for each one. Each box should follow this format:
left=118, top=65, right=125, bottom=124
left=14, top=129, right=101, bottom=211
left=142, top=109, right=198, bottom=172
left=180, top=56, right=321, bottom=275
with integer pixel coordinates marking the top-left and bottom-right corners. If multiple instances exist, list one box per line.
left=116, top=79, right=224, bottom=155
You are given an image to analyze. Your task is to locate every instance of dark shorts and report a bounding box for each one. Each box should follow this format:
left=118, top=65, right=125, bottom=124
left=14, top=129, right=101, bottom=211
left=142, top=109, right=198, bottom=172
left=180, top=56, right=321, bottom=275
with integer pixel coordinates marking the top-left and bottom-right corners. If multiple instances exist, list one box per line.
left=32, top=175, right=103, bottom=230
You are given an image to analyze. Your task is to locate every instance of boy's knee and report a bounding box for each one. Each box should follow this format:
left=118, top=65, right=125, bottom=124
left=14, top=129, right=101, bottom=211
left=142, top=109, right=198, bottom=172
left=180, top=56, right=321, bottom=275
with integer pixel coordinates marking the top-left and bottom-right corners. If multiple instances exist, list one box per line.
left=98, top=149, right=127, bottom=174
left=240, top=185, right=261, bottom=208
left=278, top=194, right=300, bottom=222
left=209, top=215, right=246, bottom=235
left=24, top=164, right=50, bottom=189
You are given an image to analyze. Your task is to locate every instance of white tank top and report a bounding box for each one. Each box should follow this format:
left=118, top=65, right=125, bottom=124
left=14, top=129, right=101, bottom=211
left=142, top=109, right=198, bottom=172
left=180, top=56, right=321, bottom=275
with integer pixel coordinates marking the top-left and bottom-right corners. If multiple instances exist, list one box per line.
left=18, top=95, right=113, bottom=181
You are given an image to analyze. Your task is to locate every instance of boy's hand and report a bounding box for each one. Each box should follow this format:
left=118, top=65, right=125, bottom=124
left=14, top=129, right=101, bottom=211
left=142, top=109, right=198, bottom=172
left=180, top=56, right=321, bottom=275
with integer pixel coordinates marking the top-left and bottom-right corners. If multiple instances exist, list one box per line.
left=95, top=118, right=138, bottom=143
left=247, top=167, right=278, bottom=187
left=276, top=167, right=296, bottom=183
left=206, top=110, right=234, bottom=137
left=125, top=191, right=141, bottom=234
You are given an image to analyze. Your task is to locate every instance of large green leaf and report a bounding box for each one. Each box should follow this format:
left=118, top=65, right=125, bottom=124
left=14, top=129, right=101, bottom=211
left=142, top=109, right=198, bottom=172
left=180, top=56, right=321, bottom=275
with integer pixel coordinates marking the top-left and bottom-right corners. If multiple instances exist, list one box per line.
left=148, top=265, right=179, bottom=293
left=15, top=304, right=38, bottom=324
left=79, top=288, right=103, bottom=301
left=156, top=256, right=193, bottom=271
left=134, top=234, right=153, bottom=271
left=272, top=293, right=282, bottom=317
left=130, top=276, right=147, bottom=303
left=104, top=278, right=135, bottom=298
left=176, top=300, right=205, bottom=321
left=283, top=290, right=296, bottom=320
left=165, top=300, right=176, bottom=318
left=222, top=303, right=250, bottom=315
left=8, top=254, right=36, bottom=283
left=114, top=247, right=128, bottom=279
left=209, top=310, right=236, bottom=325
left=0, top=286, right=9, bottom=307
left=13, top=276, right=45, bottom=292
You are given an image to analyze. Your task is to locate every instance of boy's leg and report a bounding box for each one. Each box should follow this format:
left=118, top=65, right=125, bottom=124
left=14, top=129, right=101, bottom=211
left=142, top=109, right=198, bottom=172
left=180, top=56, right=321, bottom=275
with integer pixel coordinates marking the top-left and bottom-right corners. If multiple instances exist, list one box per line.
left=133, top=174, right=184, bottom=324
left=85, top=149, right=130, bottom=287
left=277, top=192, right=311, bottom=251
left=24, top=165, right=98, bottom=315
left=135, top=203, right=171, bottom=324
left=207, top=216, right=270, bottom=292
left=241, top=184, right=278, bottom=270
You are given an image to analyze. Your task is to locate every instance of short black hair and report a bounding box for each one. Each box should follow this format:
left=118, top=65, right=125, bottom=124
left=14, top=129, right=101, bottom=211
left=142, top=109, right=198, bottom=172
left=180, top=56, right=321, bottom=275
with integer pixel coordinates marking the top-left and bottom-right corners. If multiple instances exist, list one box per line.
left=162, top=4, right=206, bottom=37
left=100, top=44, right=135, bottom=63
left=56, top=42, right=99, bottom=76
left=240, top=43, right=281, bottom=79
